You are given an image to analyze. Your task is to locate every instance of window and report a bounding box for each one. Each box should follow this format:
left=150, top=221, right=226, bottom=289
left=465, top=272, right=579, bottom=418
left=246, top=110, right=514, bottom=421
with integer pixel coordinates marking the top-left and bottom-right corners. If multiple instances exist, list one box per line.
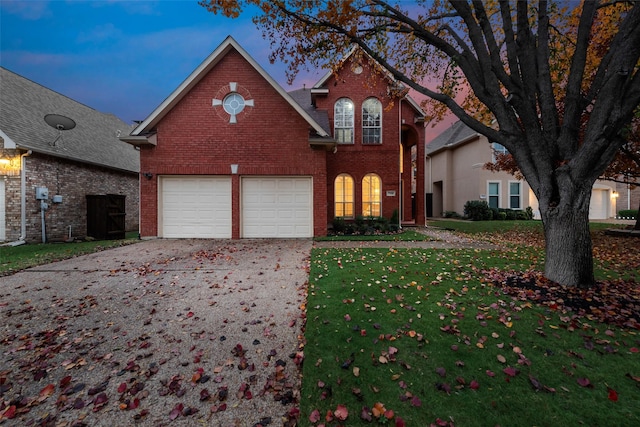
left=491, top=142, right=509, bottom=163
left=509, top=181, right=522, bottom=209
left=334, top=98, right=354, bottom=144
left=362, top=174, right=382, bottom=217
left=488, top=181, right=500, bottom=209
left=362, top=98, right=382, bottom=144
left=335, top=174, right=354, bottom=218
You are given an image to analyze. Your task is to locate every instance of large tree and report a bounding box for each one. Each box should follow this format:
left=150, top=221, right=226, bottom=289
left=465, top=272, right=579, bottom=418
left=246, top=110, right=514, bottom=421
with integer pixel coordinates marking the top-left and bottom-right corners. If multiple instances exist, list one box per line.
left=201, top=0, right=640, bottom=287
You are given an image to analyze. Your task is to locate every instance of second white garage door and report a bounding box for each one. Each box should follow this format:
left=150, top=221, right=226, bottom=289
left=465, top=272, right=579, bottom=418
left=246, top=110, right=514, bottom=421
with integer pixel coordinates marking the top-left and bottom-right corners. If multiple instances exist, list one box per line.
left=161, top=176, right=232, bottom=238
left=242, top=177, right=312, bottom=238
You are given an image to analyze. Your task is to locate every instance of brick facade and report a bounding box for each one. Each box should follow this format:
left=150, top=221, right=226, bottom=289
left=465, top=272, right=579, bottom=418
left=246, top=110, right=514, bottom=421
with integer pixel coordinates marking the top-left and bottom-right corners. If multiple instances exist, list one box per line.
left=314, top=57, right=426, bottom=225
left=2, top=152, right=138, bottom=243
left=139, top=50, right=327, bottom=238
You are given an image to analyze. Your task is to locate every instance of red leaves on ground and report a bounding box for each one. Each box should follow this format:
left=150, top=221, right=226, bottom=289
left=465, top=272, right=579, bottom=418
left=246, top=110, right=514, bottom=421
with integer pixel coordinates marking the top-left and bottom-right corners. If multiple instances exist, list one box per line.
left=334, top=404, right=349, bottom=421
left=485, top=269, right=639, bottom=329
left=577, top=378, right=594, bottom=388
left=607, top=387, right=619, bottom=402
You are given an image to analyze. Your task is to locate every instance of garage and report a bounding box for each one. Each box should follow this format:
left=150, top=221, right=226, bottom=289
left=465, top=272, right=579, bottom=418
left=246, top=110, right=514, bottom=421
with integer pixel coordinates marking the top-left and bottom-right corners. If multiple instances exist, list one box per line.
left=589, top=189, right=610, bottom=220
left=242, top=177, right=312, bottom=238
left=160, top=176, right=231, bottom=238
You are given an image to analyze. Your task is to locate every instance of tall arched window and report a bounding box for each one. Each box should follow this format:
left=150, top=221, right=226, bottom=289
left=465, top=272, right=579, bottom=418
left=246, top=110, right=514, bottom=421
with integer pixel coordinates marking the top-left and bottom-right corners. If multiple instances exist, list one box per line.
left=335, top=174, right=354, bottom=218
left=362, top=174, right=381, bottom=217
left=334, top=98, right=354, bottom=144
left=362, top=98, right=382, bottom=144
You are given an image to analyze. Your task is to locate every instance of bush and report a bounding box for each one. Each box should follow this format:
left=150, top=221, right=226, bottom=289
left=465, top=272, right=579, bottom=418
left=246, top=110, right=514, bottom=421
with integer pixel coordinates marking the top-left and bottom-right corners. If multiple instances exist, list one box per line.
left=464, top=200, right=492, bottom=221
left=332, top=217, right=347, bottom=233
left=525, top=206, right=534, bottom=220
left=443, top=211, right=462, bottom=219
left=618, top=209, right=638, bottom=220
left=497, top=212, right=507, bottom=220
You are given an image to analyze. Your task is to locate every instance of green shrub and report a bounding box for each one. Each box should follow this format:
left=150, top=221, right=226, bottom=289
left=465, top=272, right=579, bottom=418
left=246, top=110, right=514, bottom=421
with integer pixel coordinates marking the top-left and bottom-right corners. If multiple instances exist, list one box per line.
left=443, top=211, right=462, bottom=219
left=497, top=211, right=507, bottom=220
left=525, top=206, right=534, bottom=220
left=332, top=217, right=347, bottom=233
left=618, top=209, right=638, bottom=220
left=464, top=200, right=492, bottom=221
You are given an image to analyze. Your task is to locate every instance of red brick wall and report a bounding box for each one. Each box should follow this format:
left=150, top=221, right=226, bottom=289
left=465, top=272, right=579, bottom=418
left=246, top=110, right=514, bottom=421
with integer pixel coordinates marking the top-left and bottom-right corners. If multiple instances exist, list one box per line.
left=315, top=57, right=425, bottom=224
left=139, top=49, right=327, bottom=237
left=3, top=153, right=138, bottom=242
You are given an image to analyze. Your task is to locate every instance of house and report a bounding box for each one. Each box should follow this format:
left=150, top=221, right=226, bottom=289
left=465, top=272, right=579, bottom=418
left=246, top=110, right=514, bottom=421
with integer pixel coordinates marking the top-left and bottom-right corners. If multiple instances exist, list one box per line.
left=0, top=67, right=139, bottom=243
left=425, top=120, right=618, bottom=219
left=122, top=36, right=426, bottom=239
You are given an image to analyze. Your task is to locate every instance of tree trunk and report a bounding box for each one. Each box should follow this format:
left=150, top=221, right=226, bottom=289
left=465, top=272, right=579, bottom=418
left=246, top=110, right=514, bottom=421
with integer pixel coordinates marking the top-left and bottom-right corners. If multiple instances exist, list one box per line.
left=539, top=192, right=595, bottom=288
left=634, top=197, right=640, bottom=231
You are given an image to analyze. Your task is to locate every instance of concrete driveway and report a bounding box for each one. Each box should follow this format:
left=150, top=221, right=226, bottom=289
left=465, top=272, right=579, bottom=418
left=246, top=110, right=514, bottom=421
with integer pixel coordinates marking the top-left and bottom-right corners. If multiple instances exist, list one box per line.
left=1, top=239, right=311, bottom=426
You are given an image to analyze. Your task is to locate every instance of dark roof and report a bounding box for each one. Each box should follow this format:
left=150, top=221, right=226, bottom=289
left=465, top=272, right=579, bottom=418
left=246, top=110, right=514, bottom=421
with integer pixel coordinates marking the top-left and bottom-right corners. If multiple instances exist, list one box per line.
left=426, top=120, right=480, bottom=155
left=287, top=88, right=331, bottom=135
left=0, top=67, right=138, bottom=173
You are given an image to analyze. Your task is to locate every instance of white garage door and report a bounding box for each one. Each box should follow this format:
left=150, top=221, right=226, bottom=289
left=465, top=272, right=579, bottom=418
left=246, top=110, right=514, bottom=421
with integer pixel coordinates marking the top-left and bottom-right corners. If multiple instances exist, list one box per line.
left=589, top=189, right=609, bottom=220
left=242, top=177, right=312, bottom=238
left=161, top=176, right=231, bottom=238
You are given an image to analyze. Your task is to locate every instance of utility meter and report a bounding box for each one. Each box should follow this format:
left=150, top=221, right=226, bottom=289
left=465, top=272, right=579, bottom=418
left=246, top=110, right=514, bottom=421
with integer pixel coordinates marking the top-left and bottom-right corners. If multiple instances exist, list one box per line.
left=35, top=187, right=49, bottom=200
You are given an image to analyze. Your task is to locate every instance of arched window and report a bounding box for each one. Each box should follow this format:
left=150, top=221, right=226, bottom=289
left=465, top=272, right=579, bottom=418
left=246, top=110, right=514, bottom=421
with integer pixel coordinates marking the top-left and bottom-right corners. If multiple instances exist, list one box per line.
left=335, top=174, right=354, bottom=218
left=362, top=174, right=381, bottom=217
left=362, top=98, right=382, bottom=144
left=334, top=98, right=354, bottom=144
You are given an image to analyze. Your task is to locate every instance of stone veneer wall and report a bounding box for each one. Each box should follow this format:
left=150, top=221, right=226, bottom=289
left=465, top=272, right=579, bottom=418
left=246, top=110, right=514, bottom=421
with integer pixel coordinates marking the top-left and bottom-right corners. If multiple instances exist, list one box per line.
left=2, top=152, right=138, bottom=243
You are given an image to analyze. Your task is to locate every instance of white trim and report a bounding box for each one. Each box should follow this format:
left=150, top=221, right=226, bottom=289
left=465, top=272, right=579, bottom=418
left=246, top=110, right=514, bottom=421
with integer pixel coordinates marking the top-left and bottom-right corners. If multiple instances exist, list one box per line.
left=0, top=129, right=17, bottom=148
left=131, top=36, right=329, bottom=138
left=508, top=180, right=523, bottom=210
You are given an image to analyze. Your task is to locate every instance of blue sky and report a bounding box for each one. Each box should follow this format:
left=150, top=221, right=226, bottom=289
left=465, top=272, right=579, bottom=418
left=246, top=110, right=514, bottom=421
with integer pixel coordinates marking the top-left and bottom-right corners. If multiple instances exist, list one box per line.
left=1, top=0, right=327, bottom=124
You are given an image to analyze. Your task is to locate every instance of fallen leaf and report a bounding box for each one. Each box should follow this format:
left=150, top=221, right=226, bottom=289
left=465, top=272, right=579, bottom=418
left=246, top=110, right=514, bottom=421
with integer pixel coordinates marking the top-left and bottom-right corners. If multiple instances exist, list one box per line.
left=309, top=409, right=321, bottom=423
left=577, top=377, right=594, bottom=388
left=334, top=404, right=349, bottom=421
left=608, top=387, right=619, bottom=402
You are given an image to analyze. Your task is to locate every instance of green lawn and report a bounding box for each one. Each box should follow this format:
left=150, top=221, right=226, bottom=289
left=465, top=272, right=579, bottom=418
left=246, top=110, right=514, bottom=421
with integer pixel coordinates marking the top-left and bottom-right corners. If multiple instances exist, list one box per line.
left=0, top=232, right=139, bottom=275
left=301, top=243, right=639, bottom=426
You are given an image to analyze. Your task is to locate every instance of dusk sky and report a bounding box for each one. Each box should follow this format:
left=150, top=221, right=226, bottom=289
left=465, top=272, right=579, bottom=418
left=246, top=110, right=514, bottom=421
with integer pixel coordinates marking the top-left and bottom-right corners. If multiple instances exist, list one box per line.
left=1, top=0, right=451, bottom=137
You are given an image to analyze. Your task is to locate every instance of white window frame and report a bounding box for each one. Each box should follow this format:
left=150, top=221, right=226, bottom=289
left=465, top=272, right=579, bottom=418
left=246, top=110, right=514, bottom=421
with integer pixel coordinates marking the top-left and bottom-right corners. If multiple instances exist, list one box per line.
left=487, top=181, right=501, bottom=209
left=334, top=174, right=355, bottom=218
left=491, top=142, right=509, bottom=163
left=362, top=98, right=382, bottom=144
left=362, top=173, right=382, bottom=217
left=508, top=180, right=523, bottom=210
left=334, top=98, right=354, bottom=144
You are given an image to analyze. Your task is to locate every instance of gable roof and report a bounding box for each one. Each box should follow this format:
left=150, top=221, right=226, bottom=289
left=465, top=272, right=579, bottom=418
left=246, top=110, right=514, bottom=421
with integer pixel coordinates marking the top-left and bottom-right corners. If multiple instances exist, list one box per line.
left=126, top=36, right=331, bottom=142
left=426, top=120, right=480, bottom=155
left=287, top=88, right=331, bottom=135
left=0, top=67, right=138, bottom=173
left=312, top=46, right=426, bottom=118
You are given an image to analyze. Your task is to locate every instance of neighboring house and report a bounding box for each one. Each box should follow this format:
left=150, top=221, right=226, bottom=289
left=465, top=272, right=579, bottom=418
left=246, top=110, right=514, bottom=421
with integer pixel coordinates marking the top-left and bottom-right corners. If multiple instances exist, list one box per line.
left=0, top=67, right=139, bottom=243
left=122, top=36, right=426, bottom=239
left=425, top=120, right=618, bottom=219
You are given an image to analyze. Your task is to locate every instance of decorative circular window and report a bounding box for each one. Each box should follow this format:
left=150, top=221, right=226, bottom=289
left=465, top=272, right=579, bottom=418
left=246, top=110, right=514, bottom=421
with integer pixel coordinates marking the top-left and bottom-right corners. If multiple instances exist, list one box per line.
left=212, top=82, right=254, bottom=124
left=223, top=93, right=246, bottom=115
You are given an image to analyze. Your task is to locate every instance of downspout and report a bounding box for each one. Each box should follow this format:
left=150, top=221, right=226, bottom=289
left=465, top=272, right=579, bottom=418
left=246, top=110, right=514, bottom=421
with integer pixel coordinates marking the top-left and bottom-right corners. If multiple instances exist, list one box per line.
left=19, top=150, right=32, bottom=242
left=398, top=98, right=403, bottom=230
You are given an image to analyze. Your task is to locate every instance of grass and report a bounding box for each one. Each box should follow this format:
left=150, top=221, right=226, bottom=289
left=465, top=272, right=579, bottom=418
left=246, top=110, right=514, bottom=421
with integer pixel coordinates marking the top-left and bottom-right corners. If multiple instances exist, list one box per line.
left=315, top=229, right=433, bottom=242
left=0, top=232, right=139, bottom=275
left=301, top=234, right=640, bottom=425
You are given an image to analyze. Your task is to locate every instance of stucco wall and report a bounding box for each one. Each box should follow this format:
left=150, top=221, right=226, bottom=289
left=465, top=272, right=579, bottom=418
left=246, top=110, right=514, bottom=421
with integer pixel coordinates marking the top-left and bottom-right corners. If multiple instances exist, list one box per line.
left=2, top=152, right=138, bottom=243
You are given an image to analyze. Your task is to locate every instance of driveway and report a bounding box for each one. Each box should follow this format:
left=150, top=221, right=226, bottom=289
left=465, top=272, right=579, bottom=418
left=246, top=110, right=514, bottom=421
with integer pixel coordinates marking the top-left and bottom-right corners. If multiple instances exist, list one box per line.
left=1, top=228, right=494, bottom=426
left=1, top=239, right=311, bottom=427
